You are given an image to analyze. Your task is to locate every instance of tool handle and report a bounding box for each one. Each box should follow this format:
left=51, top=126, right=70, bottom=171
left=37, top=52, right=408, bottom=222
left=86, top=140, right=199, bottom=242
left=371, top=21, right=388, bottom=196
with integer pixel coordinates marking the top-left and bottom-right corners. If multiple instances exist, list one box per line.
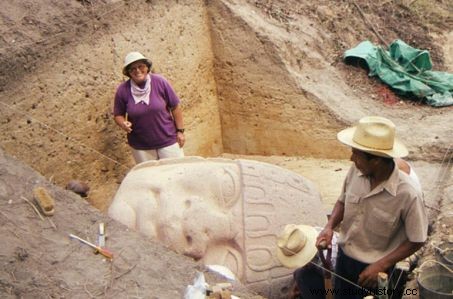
left=318, top=240, right=328, bottom=249
left=96, top=246, right=114, bottom=259
left=324, top=278, right=333, bottom=299
left=69, top=234, right=113, bottom=259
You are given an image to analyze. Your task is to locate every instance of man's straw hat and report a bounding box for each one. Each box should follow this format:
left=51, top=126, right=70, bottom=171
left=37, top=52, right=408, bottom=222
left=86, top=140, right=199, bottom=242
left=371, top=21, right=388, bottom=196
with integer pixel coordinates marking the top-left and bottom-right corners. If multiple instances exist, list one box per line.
left=337, top=116, right=408, bottom=158
left=276, top=224, right=318, bottom=268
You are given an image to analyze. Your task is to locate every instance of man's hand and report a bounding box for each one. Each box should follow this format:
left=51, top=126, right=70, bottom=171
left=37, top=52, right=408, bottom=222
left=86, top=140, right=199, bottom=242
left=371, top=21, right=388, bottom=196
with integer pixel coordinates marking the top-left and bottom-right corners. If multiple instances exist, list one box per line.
left=358, top=261, right=387, bottom=288
left=177, top=131, right=185, bottom=147
left=316, top=227, right=334, bottom=249
left=317, top=200, right=344, bottom=250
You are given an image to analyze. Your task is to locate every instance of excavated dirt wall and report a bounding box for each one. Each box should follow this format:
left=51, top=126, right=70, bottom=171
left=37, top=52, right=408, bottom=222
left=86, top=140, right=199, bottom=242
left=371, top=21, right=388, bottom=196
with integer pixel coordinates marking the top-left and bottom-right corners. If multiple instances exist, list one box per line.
left=0, top=0, right=224, bottom=210
left=207, top=1, right=349, bottom=158
left=0, top=0, right=356, bottom=210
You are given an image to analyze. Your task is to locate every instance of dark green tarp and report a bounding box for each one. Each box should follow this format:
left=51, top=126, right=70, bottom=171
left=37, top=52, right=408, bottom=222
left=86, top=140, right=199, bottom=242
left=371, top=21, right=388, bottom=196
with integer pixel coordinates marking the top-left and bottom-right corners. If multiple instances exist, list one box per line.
left=344, top=40, right=453, bottom=107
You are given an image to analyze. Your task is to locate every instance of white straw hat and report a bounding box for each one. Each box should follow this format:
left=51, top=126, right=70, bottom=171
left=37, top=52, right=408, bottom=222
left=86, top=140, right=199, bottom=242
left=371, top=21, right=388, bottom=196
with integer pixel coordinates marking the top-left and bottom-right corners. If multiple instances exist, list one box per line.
left=276, top=224, right=318, bottom=269
left=122, top=51, right=152, bottom=76
left=337, top=116, right=408, bottom=158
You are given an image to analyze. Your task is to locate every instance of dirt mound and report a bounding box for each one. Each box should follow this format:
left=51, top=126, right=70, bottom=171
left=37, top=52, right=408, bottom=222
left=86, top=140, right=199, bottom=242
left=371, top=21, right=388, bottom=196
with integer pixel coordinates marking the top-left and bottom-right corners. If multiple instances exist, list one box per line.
left=0, top=148, right=263, bottom=298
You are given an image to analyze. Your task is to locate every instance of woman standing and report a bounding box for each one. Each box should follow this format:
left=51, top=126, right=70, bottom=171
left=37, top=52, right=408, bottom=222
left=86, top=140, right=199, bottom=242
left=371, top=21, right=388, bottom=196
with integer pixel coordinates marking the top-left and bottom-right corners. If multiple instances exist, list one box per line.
left=113, top=52, right=185, bottom=163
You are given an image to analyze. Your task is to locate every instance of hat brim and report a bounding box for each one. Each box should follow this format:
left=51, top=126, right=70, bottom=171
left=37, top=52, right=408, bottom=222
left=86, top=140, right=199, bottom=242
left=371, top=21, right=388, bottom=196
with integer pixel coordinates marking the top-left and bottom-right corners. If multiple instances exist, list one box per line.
left=337, top=127, right=408, bottom=158
left=122, top=59, right=152, bottom=76
left=276, top=225, right=318, bottom=269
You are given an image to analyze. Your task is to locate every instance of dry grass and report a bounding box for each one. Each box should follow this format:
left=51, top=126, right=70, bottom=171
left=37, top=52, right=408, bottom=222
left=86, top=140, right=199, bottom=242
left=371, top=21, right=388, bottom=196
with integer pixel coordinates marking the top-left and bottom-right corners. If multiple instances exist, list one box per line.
left=404, top=0, right=453, bottom=29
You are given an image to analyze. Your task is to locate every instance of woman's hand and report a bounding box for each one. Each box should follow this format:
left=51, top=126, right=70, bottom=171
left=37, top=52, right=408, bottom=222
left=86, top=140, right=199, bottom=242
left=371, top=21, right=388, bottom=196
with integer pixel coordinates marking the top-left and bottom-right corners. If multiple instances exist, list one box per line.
left=114, top=115, right=132, bottom=133
left=177, top=131, right=185, bottom=147
left=122, top=121, right=132, bottom=133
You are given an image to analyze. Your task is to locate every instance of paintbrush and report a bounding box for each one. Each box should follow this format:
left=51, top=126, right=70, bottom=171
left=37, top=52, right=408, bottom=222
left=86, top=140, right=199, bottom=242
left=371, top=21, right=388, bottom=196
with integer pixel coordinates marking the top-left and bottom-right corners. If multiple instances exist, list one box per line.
left=69, top=233, right=113, bottom=259
left=33, top=186, right=55, bottom=216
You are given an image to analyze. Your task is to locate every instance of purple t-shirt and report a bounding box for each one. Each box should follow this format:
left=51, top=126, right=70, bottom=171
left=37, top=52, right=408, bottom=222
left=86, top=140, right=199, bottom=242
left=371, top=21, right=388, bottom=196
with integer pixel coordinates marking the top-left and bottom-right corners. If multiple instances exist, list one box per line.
left=113, top=74, right=180, bottom=150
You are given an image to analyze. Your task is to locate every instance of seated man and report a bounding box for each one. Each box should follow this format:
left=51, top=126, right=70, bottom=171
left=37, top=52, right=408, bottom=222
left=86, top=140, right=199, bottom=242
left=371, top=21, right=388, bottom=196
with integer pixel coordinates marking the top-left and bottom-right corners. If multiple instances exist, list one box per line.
left=277, top=225, right=338, bottom=299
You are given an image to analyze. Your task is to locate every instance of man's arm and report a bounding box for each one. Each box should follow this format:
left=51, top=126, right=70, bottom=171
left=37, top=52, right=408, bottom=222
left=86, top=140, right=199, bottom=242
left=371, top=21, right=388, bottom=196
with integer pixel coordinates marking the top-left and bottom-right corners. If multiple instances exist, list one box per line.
left=316, top=200, right=344, bottom=249
left=358, top=240, right=424, bottom=288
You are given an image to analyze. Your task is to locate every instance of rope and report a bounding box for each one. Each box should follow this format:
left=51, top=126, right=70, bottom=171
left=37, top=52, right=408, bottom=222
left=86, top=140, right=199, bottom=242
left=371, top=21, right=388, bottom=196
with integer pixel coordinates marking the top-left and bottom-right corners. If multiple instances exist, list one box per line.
left=418, top=259, right=453, bottom=273
left=310, top=259, right=407, bottom=298
left=388, top=269, right=403, bottom=299
left=425, top=143, right=452, bottom=195
left=281, top=244, right=375, bottom=292
left=0, top=0, right=127, bottom=51
left=432, top=244, right=453, bottom=255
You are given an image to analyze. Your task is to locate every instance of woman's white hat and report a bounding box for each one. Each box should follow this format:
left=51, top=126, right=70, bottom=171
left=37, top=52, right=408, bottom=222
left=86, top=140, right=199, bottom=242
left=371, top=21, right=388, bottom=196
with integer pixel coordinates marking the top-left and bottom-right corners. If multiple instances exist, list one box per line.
left=122, top=51, right=152, bottom=76
left=337, top=116, right=408, bottom=158
left=276, top=224, right=318, bottom=269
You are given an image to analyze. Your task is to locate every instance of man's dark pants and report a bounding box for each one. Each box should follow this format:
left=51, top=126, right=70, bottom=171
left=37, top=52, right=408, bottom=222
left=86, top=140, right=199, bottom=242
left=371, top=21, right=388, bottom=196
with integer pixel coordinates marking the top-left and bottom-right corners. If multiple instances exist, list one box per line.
left=294, top=247, right=403, bottom=299
left=334, top=247, right=376, bottom=299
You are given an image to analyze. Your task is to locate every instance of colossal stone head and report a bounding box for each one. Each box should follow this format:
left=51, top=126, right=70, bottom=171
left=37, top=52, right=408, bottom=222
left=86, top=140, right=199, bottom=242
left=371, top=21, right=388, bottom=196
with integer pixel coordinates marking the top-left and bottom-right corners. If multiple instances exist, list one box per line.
left=108, top=157, right=326, bottom=298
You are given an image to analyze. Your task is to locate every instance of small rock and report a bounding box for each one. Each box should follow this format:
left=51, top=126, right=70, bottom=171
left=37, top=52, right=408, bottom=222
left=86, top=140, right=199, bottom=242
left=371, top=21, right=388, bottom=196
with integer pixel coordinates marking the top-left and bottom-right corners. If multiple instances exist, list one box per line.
left=66, top=180, right=90, bottom=197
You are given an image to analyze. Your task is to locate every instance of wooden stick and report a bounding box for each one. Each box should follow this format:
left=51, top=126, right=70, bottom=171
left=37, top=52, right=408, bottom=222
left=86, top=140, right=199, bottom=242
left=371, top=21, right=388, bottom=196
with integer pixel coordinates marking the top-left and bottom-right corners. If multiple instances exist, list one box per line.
left=353, top=2, right=388, bottom=46
left=378, top=272, right=389, bottom=299
left=23, top=195, right=57, bottom=230
left=324, top=277, right=333, bottom=299
left=21, top=196, right=45, bottom=221
left=47, top=218, right=57, bottom=230
left=114, top=264, right=137, bottom=280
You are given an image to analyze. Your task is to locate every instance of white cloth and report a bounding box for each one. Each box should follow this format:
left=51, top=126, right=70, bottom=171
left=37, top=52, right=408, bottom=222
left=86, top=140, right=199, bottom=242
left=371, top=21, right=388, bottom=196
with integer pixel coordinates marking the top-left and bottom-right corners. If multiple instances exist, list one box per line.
left=184, top=272, right=207, bottom=299
left=130, top=74, right=151, bottom=105
left=408, top=165, right=422, bottom=193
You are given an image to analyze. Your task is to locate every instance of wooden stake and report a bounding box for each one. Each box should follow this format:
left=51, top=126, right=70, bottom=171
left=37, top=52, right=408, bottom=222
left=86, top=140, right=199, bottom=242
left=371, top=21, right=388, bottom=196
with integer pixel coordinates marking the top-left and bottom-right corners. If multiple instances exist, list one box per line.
left=21, top=196, right=44, bottom=221
left=378, top=272, right=389, bottom=299
left=353, top=2, right=388, bottom=46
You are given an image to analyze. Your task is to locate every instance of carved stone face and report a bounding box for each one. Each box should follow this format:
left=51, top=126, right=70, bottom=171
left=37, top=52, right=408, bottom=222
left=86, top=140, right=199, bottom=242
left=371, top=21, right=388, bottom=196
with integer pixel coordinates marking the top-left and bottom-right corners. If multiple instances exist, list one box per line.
left=109, top=157, right=326, bottom=298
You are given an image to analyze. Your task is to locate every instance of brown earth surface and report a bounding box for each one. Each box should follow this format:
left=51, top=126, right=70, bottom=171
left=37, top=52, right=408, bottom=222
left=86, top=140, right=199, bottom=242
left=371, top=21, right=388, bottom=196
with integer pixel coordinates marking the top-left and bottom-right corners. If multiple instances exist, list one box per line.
left=0, top=0, right=452, bottom=298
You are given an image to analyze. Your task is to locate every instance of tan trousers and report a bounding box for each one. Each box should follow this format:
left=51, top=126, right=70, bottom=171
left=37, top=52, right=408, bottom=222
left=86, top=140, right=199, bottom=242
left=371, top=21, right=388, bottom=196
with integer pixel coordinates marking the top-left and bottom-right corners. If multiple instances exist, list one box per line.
left=131, top=142, right=184, bottom=163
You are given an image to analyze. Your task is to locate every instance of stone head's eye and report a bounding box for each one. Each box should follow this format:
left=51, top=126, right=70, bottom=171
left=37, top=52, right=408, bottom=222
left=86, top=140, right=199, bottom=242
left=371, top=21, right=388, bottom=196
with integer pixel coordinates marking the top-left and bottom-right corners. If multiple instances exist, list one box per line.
left=219, top=166, right=240, bottom=208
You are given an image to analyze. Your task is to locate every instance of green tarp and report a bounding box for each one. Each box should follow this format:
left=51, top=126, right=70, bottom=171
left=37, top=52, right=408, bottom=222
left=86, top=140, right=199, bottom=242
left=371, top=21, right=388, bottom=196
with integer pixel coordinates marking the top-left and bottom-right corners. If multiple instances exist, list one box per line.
left=344, top=40, right=453, bottom=107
